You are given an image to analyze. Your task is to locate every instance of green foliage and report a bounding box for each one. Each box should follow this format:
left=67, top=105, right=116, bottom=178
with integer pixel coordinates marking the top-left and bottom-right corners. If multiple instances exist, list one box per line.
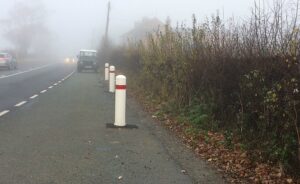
left=224, top=131, right=234, bottom=149
left=185, top=126, right=200, bottom=138
left=187, top=101, right=214, bottom=130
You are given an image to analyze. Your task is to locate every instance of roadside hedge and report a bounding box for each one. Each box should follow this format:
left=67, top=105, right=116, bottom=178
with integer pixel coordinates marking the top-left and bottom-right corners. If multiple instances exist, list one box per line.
left=109, top=1, right=300, bottom=174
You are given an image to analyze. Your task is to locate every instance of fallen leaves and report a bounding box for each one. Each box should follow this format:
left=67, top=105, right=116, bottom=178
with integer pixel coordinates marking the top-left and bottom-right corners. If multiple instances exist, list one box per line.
left=156, top=114, right=299, bottom=183
left=130, top=91, right=300, bottom=184
left=173, top=122, right=299, bottom=183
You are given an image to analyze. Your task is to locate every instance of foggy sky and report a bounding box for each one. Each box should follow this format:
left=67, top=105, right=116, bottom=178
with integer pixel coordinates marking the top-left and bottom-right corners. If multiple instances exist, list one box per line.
left=0, top=0, right=265, bottom=57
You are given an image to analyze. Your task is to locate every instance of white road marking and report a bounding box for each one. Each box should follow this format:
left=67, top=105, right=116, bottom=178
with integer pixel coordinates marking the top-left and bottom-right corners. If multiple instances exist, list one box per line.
left=53, top=83, right=58, bottom=86
left=0, top=110, right=10, bottom=117
left=68, top=72, right=74, bottom=77
left=65, top=71, right=75, bottom=79
left=0, top=64, right=53, bottom=79
left=0, top=70, right=75, bottom=118
left=30, top=94, right=39, bottom=99
left=15, top=101, right=27, bottom=107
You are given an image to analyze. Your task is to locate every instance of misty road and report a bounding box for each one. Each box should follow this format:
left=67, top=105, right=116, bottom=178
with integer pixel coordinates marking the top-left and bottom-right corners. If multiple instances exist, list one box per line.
left=0, top=70, right=224, bottom=184
left=1, top=0, right=300, bottom=182
left=0, top=61, right=75, bottom=114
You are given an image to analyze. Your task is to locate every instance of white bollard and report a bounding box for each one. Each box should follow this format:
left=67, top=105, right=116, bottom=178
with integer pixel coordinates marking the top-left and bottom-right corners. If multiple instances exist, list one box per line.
left=109, top=66, right=115, bottom=93
left=114, top=75, right=126, bottom=127
left=105, top=63, right=109, bottom=81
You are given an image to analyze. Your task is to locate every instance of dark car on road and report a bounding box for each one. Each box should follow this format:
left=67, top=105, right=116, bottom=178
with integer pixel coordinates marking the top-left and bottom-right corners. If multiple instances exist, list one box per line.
left=77, top=50, right=98, bottom=73
left=0, top=52, right=17, bottom=70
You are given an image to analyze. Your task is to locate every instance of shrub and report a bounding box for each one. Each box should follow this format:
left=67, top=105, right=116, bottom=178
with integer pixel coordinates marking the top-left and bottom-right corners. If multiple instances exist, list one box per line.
left=108, top=0, right=300, bottom=173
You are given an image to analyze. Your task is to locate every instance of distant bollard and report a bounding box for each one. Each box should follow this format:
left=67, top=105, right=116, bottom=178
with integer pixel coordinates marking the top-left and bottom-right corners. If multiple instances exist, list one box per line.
left=105, top=63, right=109, bottom=81
left=109, top=66, right=115, bottom=93
left=114, top=75, right=126, bottom=127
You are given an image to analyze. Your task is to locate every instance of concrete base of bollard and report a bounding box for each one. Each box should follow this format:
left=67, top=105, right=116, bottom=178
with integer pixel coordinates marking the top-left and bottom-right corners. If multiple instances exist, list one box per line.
left=106, top=123, right=138, bottom=129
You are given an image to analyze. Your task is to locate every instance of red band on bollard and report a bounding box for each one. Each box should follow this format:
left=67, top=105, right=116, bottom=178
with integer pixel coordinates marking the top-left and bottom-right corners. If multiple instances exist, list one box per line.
left=116, top=85, right=126, bottom=90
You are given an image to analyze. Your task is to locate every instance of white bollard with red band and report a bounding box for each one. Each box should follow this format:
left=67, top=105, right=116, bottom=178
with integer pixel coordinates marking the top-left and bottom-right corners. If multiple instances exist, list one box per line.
left=114, top=75, right=126, bottom=127
left=105, top=63, right=109, bottom=81
left=109, top=66, right=115, bottom=93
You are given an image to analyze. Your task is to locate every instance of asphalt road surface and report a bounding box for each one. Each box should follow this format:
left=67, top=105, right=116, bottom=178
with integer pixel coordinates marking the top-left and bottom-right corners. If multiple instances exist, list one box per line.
left=0, top=61, right=74, bottom=113
left=0, top=63, right=225, bottom=184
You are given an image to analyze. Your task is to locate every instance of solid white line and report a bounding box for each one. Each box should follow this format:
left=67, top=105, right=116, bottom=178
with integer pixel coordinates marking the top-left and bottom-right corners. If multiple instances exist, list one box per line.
left=30, top=94, right=38, bottom=99
left=15, top=101, right=27, bottom=107
left=40, top=90, right=47, bottom=94
left=48, top=86, right=53, bottom=89
left=0, top=110, right=10, bottom=117
left=0, top=64, right=53, bottom=79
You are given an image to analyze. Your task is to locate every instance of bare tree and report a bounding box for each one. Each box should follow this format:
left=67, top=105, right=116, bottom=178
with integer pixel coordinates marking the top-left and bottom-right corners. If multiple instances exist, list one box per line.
left=0, top=0, right=49, bottom=57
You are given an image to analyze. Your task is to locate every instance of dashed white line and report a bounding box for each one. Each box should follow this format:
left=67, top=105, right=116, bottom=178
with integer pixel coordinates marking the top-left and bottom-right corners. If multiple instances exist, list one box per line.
left=0, top=110, right=10, bottom=117
left=67, top=72, right=74, bottom=78
left=30, top=94, right=39, bottom=99
left=0, top=71, right=75, bottom=119
left=53, top=83, right=58, bottom=86
left=63, top=71, right=75, bottom=80
left=15, top=101, right=27, bottom=107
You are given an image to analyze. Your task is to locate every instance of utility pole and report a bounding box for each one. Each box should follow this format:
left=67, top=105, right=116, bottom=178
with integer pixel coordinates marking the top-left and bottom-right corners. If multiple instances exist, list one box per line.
left=104, top=1, right=111, bottom=47
left=101, top=1, right=111, bottom=64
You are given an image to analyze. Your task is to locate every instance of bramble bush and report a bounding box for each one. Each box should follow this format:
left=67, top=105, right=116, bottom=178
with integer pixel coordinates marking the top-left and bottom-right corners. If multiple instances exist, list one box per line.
left=109, top=0, right=300, bottom=173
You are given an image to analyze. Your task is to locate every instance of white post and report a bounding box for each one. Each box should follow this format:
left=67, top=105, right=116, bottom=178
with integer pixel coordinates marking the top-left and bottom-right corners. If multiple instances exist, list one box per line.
left=114, top=75, right=126, bottom=127
left=105, top=63, right=109, bottom=80
left=109, top=66, right=115, bottom=93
